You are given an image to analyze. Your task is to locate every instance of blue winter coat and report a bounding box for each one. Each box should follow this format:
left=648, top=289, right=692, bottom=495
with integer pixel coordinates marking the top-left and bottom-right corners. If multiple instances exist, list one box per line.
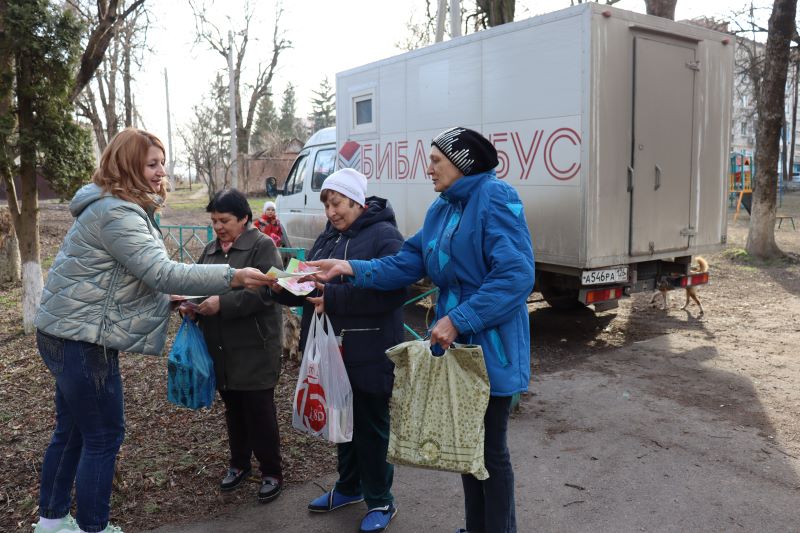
left=275, top=197, right=406, bottom=395
left=350, top=170, right=535, bottom=396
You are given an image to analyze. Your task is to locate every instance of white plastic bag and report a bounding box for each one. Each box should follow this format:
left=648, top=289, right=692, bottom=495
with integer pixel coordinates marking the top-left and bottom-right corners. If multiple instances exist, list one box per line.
left=292, top=312, right=353, bottom=443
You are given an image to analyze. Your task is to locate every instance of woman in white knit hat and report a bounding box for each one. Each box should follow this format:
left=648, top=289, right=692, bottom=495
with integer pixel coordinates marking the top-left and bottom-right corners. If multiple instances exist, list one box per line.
left=267, top=168, right=405, bottom=533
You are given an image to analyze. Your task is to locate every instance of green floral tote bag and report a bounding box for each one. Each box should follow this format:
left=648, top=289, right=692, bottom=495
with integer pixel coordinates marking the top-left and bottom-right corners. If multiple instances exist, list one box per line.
left=386, top=340, right=490, bottom=480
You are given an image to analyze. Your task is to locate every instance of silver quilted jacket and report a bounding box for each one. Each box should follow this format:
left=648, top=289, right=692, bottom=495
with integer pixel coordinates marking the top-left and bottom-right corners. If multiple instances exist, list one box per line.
left=35, top=183, right=233, bottom=355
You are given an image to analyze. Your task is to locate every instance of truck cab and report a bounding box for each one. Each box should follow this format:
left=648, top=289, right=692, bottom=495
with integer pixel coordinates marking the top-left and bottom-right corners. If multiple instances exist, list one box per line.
left=275, top=127, right=336, bottom=250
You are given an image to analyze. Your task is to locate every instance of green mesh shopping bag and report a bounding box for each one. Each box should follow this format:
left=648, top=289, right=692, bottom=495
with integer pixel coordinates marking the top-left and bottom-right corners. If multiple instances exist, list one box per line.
left=386, top=340, right=490, bottom=480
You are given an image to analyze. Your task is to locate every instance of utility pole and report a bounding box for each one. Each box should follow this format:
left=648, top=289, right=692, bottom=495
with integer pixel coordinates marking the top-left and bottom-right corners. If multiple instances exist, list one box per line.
left=227, top=30, right=238, bottom=189
left=450, top=0, right=461, bottom=38
left=164, top=69, right=175, bottom=189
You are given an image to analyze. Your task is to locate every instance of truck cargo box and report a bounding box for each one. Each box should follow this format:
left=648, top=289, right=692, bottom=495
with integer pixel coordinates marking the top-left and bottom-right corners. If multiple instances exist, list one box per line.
left=278, top=3, right=734, bottom=308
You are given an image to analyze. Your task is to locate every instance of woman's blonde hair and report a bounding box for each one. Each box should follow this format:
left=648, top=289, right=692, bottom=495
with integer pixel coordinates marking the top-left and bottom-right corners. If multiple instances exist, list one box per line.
left=92, top=128, right=167, bottom=209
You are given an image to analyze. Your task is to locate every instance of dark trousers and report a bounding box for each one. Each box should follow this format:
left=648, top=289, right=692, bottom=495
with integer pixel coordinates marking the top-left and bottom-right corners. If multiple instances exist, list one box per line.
left=334, top=389, right=394, bottom=509
left=462, top=395, right=516, bottom=533
left=218, top=388, right=282, bottom=479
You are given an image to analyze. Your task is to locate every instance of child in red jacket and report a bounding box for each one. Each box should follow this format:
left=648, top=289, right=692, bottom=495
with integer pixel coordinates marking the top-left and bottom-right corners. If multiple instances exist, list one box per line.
left=254, top=201, right=283, bottom=246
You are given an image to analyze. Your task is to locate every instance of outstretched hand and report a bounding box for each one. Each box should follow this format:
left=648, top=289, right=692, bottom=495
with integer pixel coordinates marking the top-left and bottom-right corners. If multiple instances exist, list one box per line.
left=231, top=267, right=271, bottom=289
left=305, top=259, right=353, bottom=282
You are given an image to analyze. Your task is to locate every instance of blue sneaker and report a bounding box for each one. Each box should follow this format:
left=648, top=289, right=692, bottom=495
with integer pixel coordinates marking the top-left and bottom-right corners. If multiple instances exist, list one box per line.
left=308, top=489, right=364, bottom=512
left=359, top=504, right=397, bottom=532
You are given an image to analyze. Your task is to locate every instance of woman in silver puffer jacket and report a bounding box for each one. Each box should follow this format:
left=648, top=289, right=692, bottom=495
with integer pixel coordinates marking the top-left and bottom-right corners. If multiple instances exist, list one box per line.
left=32, top=128, right=270, bottom=533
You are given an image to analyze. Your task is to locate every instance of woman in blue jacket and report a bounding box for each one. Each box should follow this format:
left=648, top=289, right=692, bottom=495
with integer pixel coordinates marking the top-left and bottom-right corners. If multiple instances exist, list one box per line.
left=268, top=168, right=406, bottom=533
left=309, top=127, right=535, bottom=533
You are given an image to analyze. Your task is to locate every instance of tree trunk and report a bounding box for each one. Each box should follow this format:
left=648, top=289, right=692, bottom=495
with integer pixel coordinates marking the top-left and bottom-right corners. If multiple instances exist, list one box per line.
left=476, top=0, right=515, bottom=26
left=644, top=0, right=677, bottom=20
left=746, top=0, right=797, bottom=259
left=70, top=0, right=146, bottom=102
left=0, top=0, right=15, bottom=199
left=790, top=59, right=799, bottom=179
left=78, top=88, right=108, bottom=152
left=237, top=126, right=249, bottom=193
left=0, top=208, right=20, bottom=283
left=16, top=47, right=44, bottom=334
left=781, top=107, right=789, bottom=181
left=123, top=34, right=132, bottom=127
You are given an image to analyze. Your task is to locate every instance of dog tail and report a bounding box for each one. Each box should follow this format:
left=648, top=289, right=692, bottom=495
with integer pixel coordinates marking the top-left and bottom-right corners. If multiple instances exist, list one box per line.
left=694, top=256, right=708, bottom=273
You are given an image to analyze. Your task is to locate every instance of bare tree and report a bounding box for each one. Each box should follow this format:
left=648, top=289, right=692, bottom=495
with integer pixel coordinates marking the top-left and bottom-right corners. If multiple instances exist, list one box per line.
left=783, top=23, right=800, bottom=183
left=190, top=0, right=290, bottom=193
left=644, top=0, right=677, bottom=19
left=570, top=0, right=623, bottom=5
left=71, top=1, right=150, bottom=150
left=397, top=0, right=437, bottom=51
left=179, top=77, right=233, bottom=199
left=68, top=0, right=147, bottom=102
left=747, top=0, right=797, bottom=258
left=475, top=0, right=515, bottom=27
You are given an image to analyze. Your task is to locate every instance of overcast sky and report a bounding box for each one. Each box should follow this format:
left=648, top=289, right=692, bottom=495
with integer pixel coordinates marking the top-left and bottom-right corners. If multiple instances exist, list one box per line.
left=134, top=0, right=769, bottom=162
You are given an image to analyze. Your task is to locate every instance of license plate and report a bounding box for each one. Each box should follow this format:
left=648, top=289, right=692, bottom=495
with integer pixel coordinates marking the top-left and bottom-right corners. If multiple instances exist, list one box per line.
left=581, top=267, right=628, bottom=285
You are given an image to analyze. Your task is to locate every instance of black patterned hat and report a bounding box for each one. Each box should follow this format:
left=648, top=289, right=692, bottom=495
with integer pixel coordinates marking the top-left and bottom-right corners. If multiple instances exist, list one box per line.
left=431, top=126, right=498, bottom=176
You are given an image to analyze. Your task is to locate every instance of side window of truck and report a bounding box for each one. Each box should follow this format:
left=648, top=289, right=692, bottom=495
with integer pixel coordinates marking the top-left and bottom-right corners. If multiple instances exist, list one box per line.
left=311, top=149, right=336, bottom=191
left=284, top=153, right=309, bottom=195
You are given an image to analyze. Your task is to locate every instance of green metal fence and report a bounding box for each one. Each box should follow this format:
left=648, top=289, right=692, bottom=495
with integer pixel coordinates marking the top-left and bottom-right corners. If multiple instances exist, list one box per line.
left=402, top=287, right=439, bottom=340
left=161, top=224, right=213, bottom=263
left=159, top=221, right=436, bottom=336
left=159, top=221, right=304, bottom=264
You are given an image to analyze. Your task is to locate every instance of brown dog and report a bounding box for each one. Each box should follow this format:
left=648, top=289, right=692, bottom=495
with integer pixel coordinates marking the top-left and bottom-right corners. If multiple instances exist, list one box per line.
left=650, top=257, right=708, bottom=316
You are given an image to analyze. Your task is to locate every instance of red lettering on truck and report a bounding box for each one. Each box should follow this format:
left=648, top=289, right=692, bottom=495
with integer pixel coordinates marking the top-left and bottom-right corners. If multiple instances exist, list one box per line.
left=341, top=128, right=580, bottom=182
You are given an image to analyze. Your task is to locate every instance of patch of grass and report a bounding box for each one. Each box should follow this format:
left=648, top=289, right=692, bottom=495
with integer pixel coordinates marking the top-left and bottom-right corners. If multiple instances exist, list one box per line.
left=248, top=196, right=275, bottom=213
left=41, top=255, right=55, bottom=271
left=166, top=193, right=276, bottom=214
left=722, top=246, right=795, bottom=268
left=166, top=199, right=210, bottom=211
left=723, top=247, right=752, bottom=263
left=0, top=293, right=16, bottom=309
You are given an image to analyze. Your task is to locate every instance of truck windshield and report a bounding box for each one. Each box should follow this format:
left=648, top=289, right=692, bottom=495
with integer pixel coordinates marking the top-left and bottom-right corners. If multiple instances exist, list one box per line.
left=284, top=153, right=309, bottom=195
left=311, top=149, right=336, bottom=191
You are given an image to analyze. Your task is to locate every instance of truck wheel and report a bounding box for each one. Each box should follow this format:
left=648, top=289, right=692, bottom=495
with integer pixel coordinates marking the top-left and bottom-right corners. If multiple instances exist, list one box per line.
left=541, top=285, right=584, bottom=310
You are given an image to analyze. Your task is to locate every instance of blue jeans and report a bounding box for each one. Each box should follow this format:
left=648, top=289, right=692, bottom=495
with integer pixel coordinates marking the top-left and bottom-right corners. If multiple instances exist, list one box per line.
left=461, top=395, right=516, bottom=533
left=36, top=331, right=125, bottom=533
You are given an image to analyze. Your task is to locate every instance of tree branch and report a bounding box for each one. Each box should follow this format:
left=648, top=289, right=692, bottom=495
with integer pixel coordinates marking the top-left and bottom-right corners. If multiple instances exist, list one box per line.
left=69, top=0, right=146, bottom=102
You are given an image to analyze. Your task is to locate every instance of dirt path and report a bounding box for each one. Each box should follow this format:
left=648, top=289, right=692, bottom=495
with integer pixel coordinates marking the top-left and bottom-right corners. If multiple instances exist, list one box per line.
left=150, top=331, right=800, bottom=533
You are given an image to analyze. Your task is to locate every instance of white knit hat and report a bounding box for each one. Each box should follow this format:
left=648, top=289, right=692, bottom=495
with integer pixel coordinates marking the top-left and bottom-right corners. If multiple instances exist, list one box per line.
left=321, top=168, right=367, bottom=206
left=263, top=200, right=276, bottom=213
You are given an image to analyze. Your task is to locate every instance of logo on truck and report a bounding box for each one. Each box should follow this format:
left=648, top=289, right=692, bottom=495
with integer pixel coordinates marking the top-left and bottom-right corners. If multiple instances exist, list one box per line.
left=338, top=140, right=361, bottom=170
left=338, top=124, right=581, bottom=184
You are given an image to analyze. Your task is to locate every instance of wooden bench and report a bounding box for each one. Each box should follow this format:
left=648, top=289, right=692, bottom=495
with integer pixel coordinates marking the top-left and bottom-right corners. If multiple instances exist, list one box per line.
left=776, top=215, right=796, bottom=230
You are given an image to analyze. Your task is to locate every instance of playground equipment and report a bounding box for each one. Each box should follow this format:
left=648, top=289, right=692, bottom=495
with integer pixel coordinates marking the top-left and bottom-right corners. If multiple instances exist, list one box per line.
left=729, top=151, right=792, bottom=223
left=730, top=152, right=752, bottom=222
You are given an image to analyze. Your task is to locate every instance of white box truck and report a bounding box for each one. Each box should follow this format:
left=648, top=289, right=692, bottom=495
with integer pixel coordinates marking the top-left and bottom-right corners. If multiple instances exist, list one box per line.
left=277, top=3, right=734, bottom=310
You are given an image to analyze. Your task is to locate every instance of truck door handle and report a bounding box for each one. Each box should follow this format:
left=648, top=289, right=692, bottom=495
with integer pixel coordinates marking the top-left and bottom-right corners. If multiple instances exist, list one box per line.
left=290, top=209, right=302, bottom=213
left=654, top=165, right=662, bottom=190
left=627, top=166, right=634, bottom=192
